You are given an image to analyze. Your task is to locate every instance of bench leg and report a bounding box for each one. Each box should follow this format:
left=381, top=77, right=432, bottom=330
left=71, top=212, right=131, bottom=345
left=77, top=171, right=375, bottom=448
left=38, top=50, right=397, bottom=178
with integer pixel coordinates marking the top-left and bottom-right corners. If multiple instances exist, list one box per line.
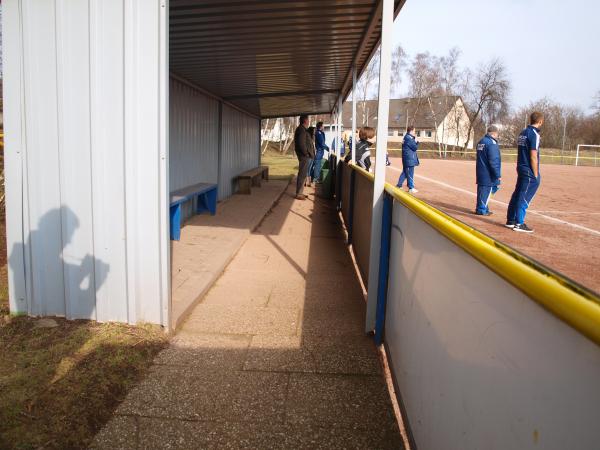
left=239, top=178, right=252, bottom=194
left=252, top=175, right=261, bottom=188
left=208, top=189, right=217, bottom=215
left=263, top=168, right=269, bottom=181
left=196, top=189, right=218, bottom=215
left=197, top=194, right=208, bottom=214
left=170, top=204, right=182, bottom=241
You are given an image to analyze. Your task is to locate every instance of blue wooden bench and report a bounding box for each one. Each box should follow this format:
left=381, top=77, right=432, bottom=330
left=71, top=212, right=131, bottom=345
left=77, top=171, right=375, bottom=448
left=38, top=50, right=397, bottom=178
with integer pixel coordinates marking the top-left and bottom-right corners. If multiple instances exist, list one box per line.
left=170, top=182, right=218, bottom=241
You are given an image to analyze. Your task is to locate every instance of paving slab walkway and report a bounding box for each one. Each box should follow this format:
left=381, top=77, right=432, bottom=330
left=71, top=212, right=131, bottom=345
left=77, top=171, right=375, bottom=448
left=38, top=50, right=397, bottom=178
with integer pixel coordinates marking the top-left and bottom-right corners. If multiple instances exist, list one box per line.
left=171, top=180, right=289, bottom=329
left=93, top=182, right=403, bottom=449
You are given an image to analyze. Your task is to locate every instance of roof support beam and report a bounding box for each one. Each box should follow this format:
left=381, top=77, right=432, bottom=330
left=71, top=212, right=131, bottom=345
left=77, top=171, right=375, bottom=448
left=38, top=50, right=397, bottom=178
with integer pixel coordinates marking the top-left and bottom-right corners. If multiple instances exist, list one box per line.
left=224, top=89, right=340, bottom=101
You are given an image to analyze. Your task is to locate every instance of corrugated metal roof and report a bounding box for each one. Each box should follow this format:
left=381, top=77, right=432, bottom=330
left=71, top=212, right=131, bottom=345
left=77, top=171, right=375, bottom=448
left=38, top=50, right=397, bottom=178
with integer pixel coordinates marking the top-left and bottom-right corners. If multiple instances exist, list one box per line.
left=170, top=0, right=405, bottom=118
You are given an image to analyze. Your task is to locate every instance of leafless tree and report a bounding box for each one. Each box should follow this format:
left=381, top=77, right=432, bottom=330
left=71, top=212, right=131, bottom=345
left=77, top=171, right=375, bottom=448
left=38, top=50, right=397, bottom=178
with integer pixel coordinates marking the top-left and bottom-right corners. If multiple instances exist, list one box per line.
left=437, top=48, right=461, bottom=154
left=355, top=49, right=380, bottom=125
left=593, top=90, right=600, bottom=116
left=461, top=58, right=511, bottom=152
left=391, top=44, right=407, bottom=97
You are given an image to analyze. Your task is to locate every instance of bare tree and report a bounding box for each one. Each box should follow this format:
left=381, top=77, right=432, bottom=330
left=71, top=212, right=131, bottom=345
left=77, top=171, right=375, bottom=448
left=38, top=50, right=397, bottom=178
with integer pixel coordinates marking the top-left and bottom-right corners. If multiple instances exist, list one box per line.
left=437, top=48, right=461, bottom=154
left=391, top=44, right=407, bottom=97
left=461, top=58, right=511, bottom=152
left=355, top=49, right=380, bottom=125
left=593, top=90, right=600, bottom=116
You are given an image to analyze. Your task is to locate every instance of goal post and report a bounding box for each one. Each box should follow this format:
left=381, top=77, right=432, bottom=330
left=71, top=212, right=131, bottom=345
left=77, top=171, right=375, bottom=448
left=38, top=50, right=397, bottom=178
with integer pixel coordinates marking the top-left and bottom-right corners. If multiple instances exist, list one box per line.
left=576, top=144, right=600, bottom=166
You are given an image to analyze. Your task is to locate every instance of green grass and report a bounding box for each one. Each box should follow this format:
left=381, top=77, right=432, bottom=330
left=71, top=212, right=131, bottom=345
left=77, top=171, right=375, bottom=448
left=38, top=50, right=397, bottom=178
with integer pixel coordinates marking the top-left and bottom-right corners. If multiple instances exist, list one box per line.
left=0, top=235, right=168, bottom=449
left=261, top=149, right=299, bottom=179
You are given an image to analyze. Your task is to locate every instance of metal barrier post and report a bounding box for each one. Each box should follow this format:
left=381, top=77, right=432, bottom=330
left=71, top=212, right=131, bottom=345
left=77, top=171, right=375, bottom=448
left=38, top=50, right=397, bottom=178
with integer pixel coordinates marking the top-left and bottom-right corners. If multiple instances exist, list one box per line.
left=375, top=193, right=393, bottom=345
left=347, top=169, right=356, bottom=244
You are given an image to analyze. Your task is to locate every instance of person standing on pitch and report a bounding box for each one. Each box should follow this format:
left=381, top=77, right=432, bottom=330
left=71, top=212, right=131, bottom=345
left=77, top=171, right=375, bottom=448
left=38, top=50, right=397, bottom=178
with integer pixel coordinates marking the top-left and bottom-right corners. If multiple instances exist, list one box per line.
left=506, top=111, right=544, bottom=233
left=475, top=125, right=501, bottom=215
left=396, top=126, right=419, bottom=193
left=294, top=114, right=314, bottom=200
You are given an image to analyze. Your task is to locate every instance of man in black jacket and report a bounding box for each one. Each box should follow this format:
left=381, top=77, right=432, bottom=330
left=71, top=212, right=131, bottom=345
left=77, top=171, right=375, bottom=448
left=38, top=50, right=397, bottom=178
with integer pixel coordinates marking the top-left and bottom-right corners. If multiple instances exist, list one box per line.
left=294, top=114, right=314, bottom=199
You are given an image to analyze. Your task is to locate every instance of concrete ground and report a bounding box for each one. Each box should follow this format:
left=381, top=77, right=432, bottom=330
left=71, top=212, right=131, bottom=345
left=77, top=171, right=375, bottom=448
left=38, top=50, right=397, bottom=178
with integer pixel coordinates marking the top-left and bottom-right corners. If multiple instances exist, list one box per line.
left=93, top=182, right=403, bottom=449
left=171, top=180, right=289, bottom=329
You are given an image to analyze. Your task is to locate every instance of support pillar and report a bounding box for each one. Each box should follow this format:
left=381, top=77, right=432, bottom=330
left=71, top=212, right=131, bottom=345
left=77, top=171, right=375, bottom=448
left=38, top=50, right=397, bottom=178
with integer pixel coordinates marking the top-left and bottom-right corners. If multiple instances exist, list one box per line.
left=365, top=0, right=393, bottom=332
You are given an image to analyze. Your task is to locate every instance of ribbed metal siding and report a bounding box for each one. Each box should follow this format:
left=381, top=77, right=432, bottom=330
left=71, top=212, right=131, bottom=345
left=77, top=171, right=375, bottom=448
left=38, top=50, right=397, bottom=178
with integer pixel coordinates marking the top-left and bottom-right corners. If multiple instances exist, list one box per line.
left=219, top=105, right=260, bottom=199
left=3, top=1, right=169, bottom=326
left=169, top=77, right=219, bottom=219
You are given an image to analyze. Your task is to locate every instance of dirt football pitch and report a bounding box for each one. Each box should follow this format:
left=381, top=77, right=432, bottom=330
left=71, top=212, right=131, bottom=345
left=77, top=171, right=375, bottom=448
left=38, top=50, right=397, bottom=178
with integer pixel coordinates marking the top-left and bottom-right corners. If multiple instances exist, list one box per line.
left=386, top=158, right=600, bottom=294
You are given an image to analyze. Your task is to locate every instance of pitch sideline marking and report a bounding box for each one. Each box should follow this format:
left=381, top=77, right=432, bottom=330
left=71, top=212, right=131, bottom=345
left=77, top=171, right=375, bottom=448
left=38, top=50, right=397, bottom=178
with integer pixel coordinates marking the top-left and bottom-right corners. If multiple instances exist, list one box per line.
left=387, top=166, right=600, bottom=237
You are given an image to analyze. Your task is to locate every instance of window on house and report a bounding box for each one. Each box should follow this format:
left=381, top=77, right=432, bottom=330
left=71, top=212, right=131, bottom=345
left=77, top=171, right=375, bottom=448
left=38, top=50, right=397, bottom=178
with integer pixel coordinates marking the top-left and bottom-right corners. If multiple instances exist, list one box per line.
left=416, top=130, right=421, bottom=137
left=426, top=130, right=432, bottom=138
left=388, top=128, right=395, bottom=136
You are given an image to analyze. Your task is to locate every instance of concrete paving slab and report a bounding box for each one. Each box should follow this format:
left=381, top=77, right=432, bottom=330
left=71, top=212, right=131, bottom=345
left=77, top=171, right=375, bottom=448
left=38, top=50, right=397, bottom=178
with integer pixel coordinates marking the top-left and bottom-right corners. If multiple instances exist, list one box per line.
left=93, top=181, right=403, bottom=448
left=244, top=335, right=315, bottom=373
left=90, top=415, right=137, bottom=450
left=182, top=304, right=300, bottom=336
left=117, top=365, right=288, bottom=422
left=154, top=333, right=251, bottom=370
left=286, top=373, right=399, bottom=431
left=137, top=417, right=403, bottom=450
left=170, top=180, right=289, bottom=329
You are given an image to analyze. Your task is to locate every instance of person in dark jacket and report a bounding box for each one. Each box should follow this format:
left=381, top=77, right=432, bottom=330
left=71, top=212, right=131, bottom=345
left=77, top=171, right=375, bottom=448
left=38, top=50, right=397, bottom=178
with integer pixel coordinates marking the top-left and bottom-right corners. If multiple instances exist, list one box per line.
left=396, top=126, right=419, bottom=193
left=506, top=112, right=544, bottom=233
left=475, top=125, right=502, bottom=215
left=294, top=114, right=315, bottom=200
left=312, top=122, right=329, bottom=183
left=354, top=127, right=375, bottom=171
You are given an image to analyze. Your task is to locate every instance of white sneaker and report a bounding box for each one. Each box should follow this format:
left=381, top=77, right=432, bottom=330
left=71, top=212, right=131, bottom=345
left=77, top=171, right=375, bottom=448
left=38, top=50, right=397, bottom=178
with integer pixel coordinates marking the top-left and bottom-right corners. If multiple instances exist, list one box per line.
left=409, top=188, right=419, bottom=194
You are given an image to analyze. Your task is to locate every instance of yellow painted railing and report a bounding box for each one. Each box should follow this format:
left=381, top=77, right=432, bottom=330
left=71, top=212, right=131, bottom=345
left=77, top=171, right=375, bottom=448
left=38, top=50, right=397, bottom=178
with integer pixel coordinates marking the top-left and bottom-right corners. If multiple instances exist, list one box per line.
left=346, top=163, right=600, bottom=346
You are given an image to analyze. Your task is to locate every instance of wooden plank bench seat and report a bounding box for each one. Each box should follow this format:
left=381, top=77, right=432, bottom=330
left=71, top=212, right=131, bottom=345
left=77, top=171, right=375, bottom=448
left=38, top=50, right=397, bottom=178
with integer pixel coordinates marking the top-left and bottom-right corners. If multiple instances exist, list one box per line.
left=236, top=165, right=269, bottom=194
left=169, top=182, right=218, bottom=241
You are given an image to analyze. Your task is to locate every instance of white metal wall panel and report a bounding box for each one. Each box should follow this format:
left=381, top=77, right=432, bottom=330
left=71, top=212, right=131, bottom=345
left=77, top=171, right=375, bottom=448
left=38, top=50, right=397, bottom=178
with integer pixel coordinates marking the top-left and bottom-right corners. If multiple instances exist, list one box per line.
left=169, top=77, right=219, bottom=191
left=169, top=77, right=219, bottom=220
left=3, top=0, right=28, bottom=314
left=3, top=0, right=169, bottom=326
left=21, top=0, right=65, bottom=316
left=385, top=202, right=600, bottom=450
left=56, top=0, right=96, bottom=319
left=89, top=0, right=128, bottom=322
left=219, top=105, right=260, bottom=199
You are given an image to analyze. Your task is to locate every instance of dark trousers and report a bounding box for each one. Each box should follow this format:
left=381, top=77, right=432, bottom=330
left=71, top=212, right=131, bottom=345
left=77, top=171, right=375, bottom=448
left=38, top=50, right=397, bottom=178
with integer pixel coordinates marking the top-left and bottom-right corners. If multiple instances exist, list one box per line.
left=476, top=185, right=493, bottom=214
left=397, top=166, right=415, bottom=189
left=507, top=175, right=540, bottom=224
left=296, top=157, right=310, bottom=195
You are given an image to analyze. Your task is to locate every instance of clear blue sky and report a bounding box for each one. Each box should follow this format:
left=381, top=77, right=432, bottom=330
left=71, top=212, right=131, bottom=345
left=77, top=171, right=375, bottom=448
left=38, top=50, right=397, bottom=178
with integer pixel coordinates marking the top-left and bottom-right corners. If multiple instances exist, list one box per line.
left=393, top=0, right=600, bottom=112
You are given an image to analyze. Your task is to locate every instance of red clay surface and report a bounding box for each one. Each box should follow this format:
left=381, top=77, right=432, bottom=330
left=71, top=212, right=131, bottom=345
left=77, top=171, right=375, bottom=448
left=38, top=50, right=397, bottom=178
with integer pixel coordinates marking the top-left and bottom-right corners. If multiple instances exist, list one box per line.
left=386, top=158, right=600, bottom=294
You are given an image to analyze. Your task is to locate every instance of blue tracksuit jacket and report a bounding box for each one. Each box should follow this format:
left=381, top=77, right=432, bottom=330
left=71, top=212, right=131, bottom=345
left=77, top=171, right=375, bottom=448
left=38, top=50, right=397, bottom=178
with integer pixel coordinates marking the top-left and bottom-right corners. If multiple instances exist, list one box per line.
left=315, top=129, right=329, bottom=160
left=517, top=125, right=541, bottom=178
left=402, top=134, right=419, bottom=167
left=476, top=134, right=501, bottom=186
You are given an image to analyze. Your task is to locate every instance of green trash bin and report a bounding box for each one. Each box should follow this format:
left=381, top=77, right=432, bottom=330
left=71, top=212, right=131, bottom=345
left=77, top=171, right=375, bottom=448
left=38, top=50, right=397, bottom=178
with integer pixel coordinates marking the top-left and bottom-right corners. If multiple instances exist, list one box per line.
left=320, top=168, right=333, bottom=198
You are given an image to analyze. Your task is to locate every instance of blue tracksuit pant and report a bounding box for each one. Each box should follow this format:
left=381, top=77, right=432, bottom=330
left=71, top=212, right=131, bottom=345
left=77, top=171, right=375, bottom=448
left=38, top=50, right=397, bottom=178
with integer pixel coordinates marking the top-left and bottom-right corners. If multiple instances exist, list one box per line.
left=507, top=175, right=540, bottom=224
left=397, top=166, right=415, bottom=189
left=476, top=185, right=493, bottom=214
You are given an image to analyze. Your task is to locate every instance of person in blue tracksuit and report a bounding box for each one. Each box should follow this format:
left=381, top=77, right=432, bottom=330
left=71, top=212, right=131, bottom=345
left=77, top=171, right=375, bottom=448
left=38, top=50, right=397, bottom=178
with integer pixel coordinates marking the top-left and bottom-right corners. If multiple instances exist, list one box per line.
left=312, top=122, right=329, bottom=183
left=396, top=126, right=420, bottom=193
left=475, top=125, right=501, bottom=215
left=506, top=111, right=545, bottom=233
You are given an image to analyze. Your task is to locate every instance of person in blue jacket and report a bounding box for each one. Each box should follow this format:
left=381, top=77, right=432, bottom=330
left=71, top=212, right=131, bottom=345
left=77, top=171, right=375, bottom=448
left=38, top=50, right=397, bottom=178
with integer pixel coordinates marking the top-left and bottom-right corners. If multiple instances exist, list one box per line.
left=506, top=112, right=544, bottom=233
left=396, top=126, right=419, bottom=193
left=312, top=122, right=329, bottom=183
left=475, top=125, right=501, bottom=215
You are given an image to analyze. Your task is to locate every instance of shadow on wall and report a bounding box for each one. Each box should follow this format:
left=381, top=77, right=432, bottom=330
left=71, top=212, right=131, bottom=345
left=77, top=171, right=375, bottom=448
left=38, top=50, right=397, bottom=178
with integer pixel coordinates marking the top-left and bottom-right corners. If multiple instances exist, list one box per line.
left=8, top=206, right=109, bottom=318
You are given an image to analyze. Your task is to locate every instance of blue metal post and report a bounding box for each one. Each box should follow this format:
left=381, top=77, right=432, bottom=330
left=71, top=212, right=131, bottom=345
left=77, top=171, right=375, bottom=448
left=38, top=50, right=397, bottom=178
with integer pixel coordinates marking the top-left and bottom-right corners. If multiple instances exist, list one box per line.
left=374, top=193, right=393, bottom=345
